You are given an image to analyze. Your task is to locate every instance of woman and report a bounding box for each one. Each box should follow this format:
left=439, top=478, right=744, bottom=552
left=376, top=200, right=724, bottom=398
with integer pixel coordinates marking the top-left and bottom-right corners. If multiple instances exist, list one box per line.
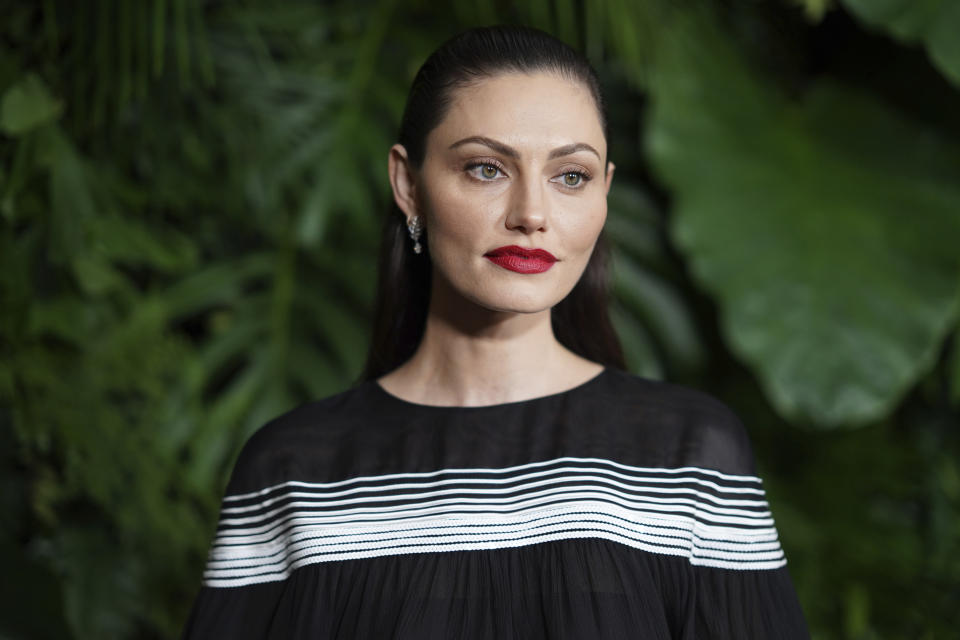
left=182, top=26, right=809, bottom=639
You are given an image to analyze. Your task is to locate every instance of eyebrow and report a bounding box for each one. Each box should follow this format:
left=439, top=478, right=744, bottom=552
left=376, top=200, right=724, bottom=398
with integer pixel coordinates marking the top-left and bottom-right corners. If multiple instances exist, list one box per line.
left=449, top=136, right=601, bottom=161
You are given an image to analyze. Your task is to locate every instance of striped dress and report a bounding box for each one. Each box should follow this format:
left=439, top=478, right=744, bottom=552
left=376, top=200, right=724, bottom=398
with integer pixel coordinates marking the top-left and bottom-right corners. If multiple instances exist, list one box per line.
left=181, top=366, right=809, bottom=639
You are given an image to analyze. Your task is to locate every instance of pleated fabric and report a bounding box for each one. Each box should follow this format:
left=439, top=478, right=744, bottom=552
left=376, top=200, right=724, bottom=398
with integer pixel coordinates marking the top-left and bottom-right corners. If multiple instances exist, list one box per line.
left=182, top=367, right=809, bottom=639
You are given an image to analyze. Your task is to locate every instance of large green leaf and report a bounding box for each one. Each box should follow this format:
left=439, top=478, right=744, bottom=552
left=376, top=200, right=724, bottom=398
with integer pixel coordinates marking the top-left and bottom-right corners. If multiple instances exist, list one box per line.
left=841, top=0, right=960, bottom=88
left=647, top=19, right=960, bottom=426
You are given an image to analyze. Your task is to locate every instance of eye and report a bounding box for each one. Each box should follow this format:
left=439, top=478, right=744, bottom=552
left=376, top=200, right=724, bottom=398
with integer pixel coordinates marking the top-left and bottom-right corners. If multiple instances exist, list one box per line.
left=466, top=162, right=505, bottom=181
left=551, top=169, right=592, bottom=189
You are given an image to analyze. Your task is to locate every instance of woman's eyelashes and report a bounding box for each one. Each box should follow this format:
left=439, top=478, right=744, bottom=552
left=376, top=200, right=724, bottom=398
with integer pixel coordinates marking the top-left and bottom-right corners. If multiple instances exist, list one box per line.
left=550, top=168, right=592, bottom=189
left=464, top=160, right=507, bottom=181
left=463, top=160, right=593, bottom=190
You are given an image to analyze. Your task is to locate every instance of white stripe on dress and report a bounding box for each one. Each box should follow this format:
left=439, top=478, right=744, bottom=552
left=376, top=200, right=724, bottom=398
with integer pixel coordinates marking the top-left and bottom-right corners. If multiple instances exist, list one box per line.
left=202, top=457, right=787, bottom=587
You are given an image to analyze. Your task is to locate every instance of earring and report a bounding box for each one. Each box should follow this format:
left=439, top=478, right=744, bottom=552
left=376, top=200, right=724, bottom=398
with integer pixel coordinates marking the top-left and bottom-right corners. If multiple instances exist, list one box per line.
left=407, top=215, right=423, bottom=254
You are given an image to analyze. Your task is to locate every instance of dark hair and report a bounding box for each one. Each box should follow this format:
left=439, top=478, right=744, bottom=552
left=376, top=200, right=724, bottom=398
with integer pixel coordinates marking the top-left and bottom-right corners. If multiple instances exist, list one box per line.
left=356, top=25, right=626, bottom=384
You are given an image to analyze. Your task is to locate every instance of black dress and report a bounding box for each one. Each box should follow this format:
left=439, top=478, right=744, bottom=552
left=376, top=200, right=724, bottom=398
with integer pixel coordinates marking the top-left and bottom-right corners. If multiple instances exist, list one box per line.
left=181, top=366, right=809, bottom=639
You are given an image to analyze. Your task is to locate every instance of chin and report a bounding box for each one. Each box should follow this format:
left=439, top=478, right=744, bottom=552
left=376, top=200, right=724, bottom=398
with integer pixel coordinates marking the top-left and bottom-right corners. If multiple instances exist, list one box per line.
left=468, top=287, right=566, bottom=315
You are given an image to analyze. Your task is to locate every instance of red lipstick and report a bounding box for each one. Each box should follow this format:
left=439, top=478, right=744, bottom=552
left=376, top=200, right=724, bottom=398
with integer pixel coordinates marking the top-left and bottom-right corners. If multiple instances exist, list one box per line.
left=484, top=245, right=557, bottom=274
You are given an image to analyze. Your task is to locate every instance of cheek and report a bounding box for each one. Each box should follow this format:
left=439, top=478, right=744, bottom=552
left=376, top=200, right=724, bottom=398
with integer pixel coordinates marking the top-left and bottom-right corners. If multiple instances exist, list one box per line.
left=425, top=184, right=496, bottom=245
left=557, top=195, right=607, bottom=253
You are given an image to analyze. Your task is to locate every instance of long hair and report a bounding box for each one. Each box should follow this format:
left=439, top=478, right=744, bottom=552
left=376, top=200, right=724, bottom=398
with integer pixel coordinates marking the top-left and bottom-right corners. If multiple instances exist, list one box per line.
left=356, top=26, right=626, bottom=383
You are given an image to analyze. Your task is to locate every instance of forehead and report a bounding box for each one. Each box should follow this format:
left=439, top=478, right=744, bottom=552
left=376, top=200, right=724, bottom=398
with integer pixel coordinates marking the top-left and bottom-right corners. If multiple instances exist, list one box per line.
left=429, top=71, right=606, bottom=155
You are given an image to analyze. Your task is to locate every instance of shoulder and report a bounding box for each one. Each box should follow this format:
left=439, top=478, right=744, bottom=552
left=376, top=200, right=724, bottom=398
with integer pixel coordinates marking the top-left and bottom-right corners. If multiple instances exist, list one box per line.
left=222, top=382, right=370, bottom=494
left=601, top=368, right=758, bottom=477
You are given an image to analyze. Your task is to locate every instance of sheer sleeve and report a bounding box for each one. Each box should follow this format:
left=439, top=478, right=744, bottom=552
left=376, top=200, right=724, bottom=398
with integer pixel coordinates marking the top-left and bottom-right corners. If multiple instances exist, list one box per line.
left=670, top=393, right=810, bottom=639
left=683, top=563, right=809, bottom=639
left=179, top=420, right=289, bottom=639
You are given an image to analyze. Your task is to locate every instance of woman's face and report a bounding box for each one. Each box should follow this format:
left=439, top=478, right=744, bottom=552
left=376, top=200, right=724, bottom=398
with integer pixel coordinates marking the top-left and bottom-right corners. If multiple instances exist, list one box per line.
left=391, top=71, right=614, bottom=314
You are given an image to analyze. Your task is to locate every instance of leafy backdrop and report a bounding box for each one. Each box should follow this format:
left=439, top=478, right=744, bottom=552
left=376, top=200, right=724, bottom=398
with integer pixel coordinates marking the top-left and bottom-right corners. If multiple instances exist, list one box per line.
left=2, top=1, right=958, bottom=638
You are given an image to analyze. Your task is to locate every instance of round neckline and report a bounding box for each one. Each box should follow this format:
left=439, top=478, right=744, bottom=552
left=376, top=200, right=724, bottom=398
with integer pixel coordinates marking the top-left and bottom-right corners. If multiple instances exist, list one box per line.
left=371, top=366, right=609, bottom=411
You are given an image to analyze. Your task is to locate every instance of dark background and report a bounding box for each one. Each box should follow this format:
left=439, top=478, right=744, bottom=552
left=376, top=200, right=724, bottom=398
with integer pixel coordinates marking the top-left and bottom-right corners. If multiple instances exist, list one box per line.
left=2, top=1, right=959, bottom=638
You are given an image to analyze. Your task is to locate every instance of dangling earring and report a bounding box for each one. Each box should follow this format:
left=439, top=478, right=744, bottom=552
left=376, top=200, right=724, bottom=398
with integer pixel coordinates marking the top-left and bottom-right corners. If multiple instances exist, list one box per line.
left=407, top=215, right=424, bottom=254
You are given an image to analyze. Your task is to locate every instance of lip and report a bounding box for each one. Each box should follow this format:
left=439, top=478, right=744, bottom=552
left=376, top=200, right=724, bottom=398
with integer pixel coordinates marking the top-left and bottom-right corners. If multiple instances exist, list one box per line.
left=484, top=245, right=558, bottom=274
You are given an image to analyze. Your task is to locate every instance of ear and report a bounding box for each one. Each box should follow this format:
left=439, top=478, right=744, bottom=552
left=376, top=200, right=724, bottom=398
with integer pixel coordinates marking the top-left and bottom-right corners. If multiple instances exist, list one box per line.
left=604, top=161, right=616, bottom=196
left=389, top=144, right=419, bottom=222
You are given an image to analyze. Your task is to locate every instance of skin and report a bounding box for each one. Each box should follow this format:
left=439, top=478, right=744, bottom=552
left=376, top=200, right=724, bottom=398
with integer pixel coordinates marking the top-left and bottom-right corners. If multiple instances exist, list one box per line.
left=379, top=71, right=615, bottom=407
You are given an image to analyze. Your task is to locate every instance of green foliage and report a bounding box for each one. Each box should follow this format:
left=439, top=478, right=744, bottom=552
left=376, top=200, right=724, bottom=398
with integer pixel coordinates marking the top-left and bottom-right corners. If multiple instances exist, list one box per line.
left=751, top=364, right=960, bottom=637
left=646, top=14, right=960, bottom=427
left=608, top=182, right=707, bottom=379
left=840, top=0, right=960, bottom=87
left=1, top=1, right=958, bottom=638
left=0, top=74, right=64, bottom=136
left=791, top=0, right=837, bottom=22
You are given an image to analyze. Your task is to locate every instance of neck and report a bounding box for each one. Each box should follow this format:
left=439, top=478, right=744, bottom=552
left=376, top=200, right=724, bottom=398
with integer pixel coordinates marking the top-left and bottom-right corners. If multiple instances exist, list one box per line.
left=378, top=270, right=601, bottom=407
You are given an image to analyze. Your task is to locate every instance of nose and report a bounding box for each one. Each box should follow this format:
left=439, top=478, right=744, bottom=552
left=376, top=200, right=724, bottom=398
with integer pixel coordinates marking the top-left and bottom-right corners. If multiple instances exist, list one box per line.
left=505, top=172, right=547, bottom=234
